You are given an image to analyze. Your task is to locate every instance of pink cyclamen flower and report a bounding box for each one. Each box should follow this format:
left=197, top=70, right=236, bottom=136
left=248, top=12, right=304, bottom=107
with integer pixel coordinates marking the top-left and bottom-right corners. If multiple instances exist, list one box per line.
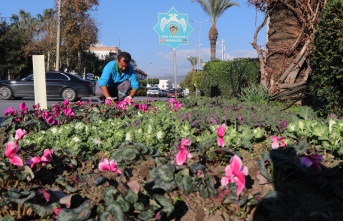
left=221, top=155, right=248, bottom=197
left=26, top=156, right=41, bottom=168
left=300, top=154, right=323, bottom=171
left=41, top=149, right=54, bottom=163
left=216, top=124, right=226, bottom=147
left=5, top=140, right=23, bottom=166
left=19, top=102, right=28, bottom=112
left=176, top=138, right=193, bottom=165
left=98, top=158, right=122, bottom=174
left=64, top=99, right=69, bottom=106
left=4, top=107, right=13, bottom=116
left=15, top=128, right=26, bottom=140
left=270, top=136, right=286, bottom=149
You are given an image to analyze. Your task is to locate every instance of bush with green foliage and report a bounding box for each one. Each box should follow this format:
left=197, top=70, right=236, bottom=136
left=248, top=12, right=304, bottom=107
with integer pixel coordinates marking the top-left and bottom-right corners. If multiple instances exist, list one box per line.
left=307, top=0, right=343, bottom=117
left=202, top=58, right=260, bottom=98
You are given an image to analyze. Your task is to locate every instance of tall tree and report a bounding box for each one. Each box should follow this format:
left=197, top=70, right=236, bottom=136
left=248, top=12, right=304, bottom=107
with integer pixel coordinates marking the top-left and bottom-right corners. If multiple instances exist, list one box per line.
left=59, top=0, right=99, bottom=72
left=191, top=0, right=239, bottom=60
left=249, top=0, right=326, bottom=98
left=0, top=21, right=29, bottom=79
left=36, top=9, right=57, bottom=70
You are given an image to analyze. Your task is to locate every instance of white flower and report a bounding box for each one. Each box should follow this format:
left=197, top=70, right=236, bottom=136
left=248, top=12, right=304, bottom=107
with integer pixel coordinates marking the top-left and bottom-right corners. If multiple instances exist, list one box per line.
left=156, top=131, right=163, bottom=139
left=72, top=137, right=80, bottom=142
left=51, top=127, right=57, bottom=134
left=125, top=131, right=132, bottom=141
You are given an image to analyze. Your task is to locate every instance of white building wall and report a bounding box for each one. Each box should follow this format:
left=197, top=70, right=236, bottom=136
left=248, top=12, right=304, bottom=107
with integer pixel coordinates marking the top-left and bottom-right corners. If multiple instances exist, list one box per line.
left=158, top=79, right=170, bottom=90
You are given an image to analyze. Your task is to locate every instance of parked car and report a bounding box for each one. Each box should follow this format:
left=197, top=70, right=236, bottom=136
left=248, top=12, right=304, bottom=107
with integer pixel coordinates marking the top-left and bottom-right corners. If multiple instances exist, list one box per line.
left=160, top=89, right=167, bottom=97
left=0, top=71, right=94, bottom=102
left=147, top=87, right=161, bottom=97
left=167, top=88, right=184, bottom=98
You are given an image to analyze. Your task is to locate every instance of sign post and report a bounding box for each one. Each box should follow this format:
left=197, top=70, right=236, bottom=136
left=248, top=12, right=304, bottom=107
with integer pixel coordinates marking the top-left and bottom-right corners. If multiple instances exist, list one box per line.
left=153, top=7, right=193, bottom=98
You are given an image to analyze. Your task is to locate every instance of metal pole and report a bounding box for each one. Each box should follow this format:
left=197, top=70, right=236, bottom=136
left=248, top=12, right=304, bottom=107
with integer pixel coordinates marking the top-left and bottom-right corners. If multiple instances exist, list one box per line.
left=198, top=22, right=201, bottom=71
left=173, top=49, right=177, bottom=98
left=55, top=0, right=61, bottom=71
left=190, top=20, right=210, bottom=71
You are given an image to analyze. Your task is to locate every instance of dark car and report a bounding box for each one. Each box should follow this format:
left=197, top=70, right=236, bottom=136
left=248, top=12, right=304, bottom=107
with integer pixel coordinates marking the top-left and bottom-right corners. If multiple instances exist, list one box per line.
left=167, top=88, right=184, bottom=98
left=0, top=71, right=94, bottom=102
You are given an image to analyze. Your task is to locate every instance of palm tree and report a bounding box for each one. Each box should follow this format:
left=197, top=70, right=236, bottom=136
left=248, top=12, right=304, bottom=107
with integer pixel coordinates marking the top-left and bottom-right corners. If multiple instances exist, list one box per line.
left=191, top=0, right=239, bottom=60
left=187, top=56, right=198, bottom=72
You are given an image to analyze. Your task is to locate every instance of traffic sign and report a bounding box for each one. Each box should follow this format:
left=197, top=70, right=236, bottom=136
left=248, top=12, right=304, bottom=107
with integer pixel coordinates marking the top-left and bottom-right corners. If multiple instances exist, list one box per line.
left=153, top=7, right=193, bottom=49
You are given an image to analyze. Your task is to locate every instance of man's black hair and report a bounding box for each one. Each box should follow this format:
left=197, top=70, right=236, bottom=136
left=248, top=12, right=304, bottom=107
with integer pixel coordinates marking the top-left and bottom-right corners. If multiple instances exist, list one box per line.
left=117, top=52, right=132, bottom=64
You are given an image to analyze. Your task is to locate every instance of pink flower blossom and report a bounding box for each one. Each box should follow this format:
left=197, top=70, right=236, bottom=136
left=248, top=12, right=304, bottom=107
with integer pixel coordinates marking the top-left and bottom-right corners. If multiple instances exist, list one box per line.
left=19, top=102, right=28, bottom=112
left=300, top=154, right=323, bottom=171
left=26, top=156, right=41, bottom=168
left=98, top=158, right=122, bottom=174
left=221, top=155, right=248, bottom=197
left=4, top=107, right=13, bottom=116
left=41, top=149, right=54, bottom=163
left=104, top=99, right=112, bottom=105
left=39, top=189, right=51, bottom=202
left=270, top=136, right=286, bottom=149
left=64, top=100, right=69, bottom=106
left=216, top=124, right=226, bottom=147
left=176, top=138, right=192, bottom=165
left=5, top=140, right=23, bottom=166
left=15, top=128, right=26, bottom=140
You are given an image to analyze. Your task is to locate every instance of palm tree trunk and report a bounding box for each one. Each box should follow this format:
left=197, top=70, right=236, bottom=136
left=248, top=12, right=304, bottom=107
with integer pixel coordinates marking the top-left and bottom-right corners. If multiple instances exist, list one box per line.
left=209, top=25, right=218, bottom=60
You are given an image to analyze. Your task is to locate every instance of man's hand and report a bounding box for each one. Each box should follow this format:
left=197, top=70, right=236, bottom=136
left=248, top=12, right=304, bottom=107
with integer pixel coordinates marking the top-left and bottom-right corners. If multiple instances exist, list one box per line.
left=124, top=96, right=133, bottom=103
left=105, top=97, right=116, bottom=105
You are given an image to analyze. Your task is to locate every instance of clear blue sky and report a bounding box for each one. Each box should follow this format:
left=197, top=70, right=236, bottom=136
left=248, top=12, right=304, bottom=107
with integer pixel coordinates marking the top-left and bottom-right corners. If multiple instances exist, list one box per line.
left=0, top=0, right=266, bottom=78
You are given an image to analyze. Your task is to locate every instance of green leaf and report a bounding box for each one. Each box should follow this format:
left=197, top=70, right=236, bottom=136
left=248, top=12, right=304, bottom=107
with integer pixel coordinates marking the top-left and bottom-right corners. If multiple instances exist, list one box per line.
left=199, top=184, right=210, bottom=198
left=182, top=176, right=193, bottom=195
left=153, top=194, right=174, bottom=217
left=137, top=208, right=155, bottom=221
left=56, top=200, right=91, bottom=221
left=157, top=164, right=175, bottom=182
left=134, top=202, right=145, bottom=211
left=106, top=202, right=125, bottom=220
left=102, top=187, right=118, bottom=205
left=122, top=147, right=139, bottom=161
left=24, top=202, right=59, bottom=217
left=124, top=190, right=138, bottom=204
left=115, top=195, right=131, bottom=212
left=3, top=190, right=35, bottom=204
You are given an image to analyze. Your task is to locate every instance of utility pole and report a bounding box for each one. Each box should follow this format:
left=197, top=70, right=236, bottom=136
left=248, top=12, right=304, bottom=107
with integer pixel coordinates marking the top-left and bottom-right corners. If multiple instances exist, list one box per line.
left=55, top=0, right=61, bottom=71
left=190, top=19, right=210, bottom=71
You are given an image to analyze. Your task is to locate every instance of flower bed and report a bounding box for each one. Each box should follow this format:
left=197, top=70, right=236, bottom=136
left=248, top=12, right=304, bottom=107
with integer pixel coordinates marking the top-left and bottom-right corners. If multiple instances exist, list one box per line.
left=1, top=98, right=343, bottom=220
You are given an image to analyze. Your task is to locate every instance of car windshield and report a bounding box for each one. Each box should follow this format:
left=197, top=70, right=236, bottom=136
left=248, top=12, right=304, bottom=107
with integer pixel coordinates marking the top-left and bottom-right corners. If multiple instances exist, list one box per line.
left=150, top=88, right=159, bottom=90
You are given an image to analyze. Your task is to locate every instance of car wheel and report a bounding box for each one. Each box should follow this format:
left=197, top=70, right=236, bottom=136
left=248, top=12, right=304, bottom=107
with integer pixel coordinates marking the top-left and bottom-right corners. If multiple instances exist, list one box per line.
left=62, top=88, right=77, bottom=102
left=0, top=86, right=13, bottom=100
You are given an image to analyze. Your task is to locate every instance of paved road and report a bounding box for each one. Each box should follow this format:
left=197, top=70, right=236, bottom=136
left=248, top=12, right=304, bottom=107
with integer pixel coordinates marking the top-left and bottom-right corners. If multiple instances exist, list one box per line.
left=0, top=96, right=168, bottom=123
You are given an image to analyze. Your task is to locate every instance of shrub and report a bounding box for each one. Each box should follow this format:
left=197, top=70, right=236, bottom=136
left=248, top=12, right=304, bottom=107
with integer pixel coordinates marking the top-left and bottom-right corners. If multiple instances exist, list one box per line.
left=202, top=58, right=260, bottom=98
left=307, top=0, right=343, bottom=117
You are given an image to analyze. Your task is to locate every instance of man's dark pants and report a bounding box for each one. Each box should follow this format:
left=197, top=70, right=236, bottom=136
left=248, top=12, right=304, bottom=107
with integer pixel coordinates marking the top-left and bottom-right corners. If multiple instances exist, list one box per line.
left=95, top=80, right=131, bottom=101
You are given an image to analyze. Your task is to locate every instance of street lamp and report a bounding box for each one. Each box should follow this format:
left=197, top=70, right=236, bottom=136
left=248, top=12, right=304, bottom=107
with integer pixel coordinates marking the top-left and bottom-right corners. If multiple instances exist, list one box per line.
left=190, top=19, right=210, bottom=71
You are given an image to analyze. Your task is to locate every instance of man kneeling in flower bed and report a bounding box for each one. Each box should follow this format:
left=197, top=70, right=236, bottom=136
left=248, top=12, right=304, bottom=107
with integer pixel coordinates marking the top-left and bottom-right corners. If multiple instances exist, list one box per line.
left=95, top=52, right=139, bottom=103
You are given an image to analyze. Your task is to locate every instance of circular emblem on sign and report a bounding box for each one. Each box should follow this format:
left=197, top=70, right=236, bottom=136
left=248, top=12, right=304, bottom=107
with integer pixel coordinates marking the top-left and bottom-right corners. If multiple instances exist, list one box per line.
left=169, top=25, right=178, bottom=34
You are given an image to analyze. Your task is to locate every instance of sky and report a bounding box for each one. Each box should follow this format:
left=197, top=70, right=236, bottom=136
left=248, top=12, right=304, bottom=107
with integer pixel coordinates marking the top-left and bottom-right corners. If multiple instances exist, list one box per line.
left=0, top=0, right=266, bottom=79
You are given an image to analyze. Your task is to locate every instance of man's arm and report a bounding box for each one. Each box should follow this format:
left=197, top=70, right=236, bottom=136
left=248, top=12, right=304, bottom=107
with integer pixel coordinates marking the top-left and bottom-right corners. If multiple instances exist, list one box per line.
left=100, top=86, right=112, bottom=99
left=98, top=61, right=115, bottom=99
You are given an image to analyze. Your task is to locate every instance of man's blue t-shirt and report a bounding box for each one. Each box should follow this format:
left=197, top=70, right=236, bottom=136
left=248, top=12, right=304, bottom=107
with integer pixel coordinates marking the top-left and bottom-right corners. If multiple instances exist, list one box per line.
left=97, top=61, right=139, bottom=90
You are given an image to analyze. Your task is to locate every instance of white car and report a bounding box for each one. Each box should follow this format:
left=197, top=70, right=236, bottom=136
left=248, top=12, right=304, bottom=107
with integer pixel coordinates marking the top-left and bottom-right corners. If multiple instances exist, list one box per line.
left=147, top=87, right=161, bottom=97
